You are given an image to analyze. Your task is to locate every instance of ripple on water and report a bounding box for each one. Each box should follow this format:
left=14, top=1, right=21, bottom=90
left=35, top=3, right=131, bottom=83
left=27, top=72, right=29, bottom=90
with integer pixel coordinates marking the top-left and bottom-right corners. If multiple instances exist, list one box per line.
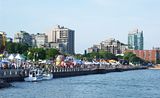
left=0, top=70, right=160, bottom=98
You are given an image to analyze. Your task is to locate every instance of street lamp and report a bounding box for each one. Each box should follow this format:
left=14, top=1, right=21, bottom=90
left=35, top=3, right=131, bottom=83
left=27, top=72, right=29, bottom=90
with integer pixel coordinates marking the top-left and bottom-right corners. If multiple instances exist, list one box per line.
left=34, top=52, right=38, bottom=62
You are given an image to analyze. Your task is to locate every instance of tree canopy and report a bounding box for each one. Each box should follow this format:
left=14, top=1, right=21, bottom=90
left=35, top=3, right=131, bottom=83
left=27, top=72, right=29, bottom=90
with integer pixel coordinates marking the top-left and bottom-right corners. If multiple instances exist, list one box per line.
left=6, top=42, right=29, bottom=54
left=123, top=52, right=144, bottom=64
left=5, top=42, right=60, bottom=61
left=74, top=50, right=117, bottom=61
left=27, top=48, right=60, bottom=61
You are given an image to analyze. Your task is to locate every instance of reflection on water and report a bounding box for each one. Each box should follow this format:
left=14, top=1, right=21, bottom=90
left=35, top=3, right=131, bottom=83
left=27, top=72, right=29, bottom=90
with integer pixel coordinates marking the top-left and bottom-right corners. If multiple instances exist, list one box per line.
left=0, top=69, right=160, bottom=98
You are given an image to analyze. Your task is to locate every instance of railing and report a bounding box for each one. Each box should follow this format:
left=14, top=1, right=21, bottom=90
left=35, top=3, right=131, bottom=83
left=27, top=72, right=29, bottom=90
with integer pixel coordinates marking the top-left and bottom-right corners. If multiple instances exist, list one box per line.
left=0, top=69, right=29, bottom=78
left=0, top=65, right=147, bottom=78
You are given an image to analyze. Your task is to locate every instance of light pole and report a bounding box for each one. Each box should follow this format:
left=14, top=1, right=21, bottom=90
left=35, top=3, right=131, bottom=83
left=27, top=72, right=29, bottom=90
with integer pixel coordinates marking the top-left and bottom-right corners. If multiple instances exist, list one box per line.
left=34, top=52, right=38, bottom=62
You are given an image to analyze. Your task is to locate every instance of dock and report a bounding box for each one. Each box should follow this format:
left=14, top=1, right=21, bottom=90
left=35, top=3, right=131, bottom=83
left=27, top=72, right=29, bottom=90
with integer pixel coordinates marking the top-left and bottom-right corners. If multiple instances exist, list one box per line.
left=0, top=65, right=148, bottom=83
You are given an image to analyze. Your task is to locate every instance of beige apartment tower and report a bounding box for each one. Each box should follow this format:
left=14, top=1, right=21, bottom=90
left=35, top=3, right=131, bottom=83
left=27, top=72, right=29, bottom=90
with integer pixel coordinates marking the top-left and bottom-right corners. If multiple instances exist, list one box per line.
left=47, top=25, right=75, bottom=54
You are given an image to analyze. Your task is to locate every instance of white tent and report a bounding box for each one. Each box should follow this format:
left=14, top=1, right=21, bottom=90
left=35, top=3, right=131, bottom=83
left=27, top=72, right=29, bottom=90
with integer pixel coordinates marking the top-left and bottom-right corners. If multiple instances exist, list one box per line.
left=15, top=54, right=24, bottom=60
left=1, top=59, right=10, bottom=63
left=8, top=54, right=15, bottom=60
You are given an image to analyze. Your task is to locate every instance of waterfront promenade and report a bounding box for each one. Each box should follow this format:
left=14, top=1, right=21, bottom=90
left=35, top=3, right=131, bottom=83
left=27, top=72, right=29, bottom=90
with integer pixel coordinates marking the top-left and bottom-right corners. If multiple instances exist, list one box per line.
left=0, top=64, right=148, bottom=83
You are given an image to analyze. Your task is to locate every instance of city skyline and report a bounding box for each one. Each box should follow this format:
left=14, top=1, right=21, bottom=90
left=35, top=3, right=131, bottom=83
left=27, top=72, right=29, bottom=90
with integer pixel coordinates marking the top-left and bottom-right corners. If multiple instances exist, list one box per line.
left=0, top=0, right=160, bottom=53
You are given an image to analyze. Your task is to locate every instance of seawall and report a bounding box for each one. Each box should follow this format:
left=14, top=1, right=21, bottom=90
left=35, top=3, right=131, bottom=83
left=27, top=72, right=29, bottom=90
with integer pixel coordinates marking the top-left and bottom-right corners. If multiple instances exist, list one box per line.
left=0, top=79, right=11, bottom=89
left=0, top=66, right=148, bottom=83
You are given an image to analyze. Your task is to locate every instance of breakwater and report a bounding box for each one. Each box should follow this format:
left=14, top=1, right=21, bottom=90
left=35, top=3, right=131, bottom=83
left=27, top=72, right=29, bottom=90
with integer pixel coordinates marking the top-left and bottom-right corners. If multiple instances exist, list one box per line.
left=0, top=66, right=148, bottom=83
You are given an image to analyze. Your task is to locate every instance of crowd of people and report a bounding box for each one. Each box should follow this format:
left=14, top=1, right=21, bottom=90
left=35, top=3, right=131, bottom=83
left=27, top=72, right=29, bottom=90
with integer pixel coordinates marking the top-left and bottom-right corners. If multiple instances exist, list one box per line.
left=0, top=54, right=136, bottom=71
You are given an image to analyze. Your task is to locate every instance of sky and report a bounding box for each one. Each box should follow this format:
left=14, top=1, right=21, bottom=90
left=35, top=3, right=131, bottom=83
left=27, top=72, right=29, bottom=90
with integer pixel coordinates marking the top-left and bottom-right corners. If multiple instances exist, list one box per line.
left=0, top=0, right=160, bottom=53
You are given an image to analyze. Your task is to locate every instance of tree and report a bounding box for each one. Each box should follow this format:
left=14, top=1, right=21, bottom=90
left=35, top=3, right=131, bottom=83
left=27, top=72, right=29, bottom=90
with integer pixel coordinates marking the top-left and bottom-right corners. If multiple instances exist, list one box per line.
left=116, top=55, right=123, bottom=60
left=28, top=48, right=46, bottom=60
left=81, top=50, right=117, bottom=61
left=98, top=50, right=117, bottom=59
left=156, top=60, right=160, bottom=64
left=123, top=52, right=144, bottom=64
left=6, top=42, right=29, bottom=54
left=123, top=52, right=136, bottom=61
left=74, top=54, right=83, bottom=60
left=6, top=42, right=15, bottom=53
left=46, top=48, right=60, bottom=60
left=37, top=48, right=46, bottom=60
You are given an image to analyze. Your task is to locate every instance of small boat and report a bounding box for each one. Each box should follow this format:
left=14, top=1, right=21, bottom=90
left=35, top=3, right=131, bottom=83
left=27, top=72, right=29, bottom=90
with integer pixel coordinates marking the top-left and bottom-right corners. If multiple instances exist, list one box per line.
left=24, top=68, right=53, bottom=82
left=24, top=69, right=43, bottom=82
left=42, top=73, right=53, bottom=80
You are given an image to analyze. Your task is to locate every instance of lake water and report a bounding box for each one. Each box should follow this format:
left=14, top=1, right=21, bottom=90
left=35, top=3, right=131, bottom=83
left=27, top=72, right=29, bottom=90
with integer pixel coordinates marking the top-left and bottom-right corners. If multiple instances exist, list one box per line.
left=0, top=69, right=160, bottom=98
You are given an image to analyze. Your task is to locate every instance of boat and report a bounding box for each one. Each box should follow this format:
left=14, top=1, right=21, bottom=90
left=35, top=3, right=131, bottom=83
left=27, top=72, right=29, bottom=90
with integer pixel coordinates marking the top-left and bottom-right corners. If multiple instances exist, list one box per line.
left=24, top=68, right=53, bottom=82
left=42, top=72, right=53, bottom=80
left=24, top=69, right=43, bottom=82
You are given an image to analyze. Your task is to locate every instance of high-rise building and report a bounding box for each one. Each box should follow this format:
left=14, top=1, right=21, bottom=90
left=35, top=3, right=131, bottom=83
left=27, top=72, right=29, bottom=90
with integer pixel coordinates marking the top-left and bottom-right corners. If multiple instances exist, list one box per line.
left=14, top=31, right=32, bottom=46
left=47, top=25, right=75, bottom=54
left=35, top=33, right=48, bottom=48
left=128, top=29, right=143, bottom=50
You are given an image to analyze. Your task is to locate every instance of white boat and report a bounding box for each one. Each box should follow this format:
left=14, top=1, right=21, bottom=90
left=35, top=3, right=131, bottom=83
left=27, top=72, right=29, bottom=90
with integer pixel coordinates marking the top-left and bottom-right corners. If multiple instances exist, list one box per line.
left=24, top=69, right=43, bottom=82
left=42, top=73, right=53, bottom=80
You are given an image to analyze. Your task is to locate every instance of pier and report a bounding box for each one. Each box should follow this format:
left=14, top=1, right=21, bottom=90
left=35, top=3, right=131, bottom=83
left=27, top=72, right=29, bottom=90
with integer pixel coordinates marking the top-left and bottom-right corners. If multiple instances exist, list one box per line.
left=0, top=65, right=148, bottom=83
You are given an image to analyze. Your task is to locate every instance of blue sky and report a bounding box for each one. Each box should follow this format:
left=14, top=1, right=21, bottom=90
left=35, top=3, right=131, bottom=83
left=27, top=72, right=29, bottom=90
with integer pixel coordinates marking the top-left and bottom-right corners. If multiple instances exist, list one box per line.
left=0, top=0, right=160, bottom=53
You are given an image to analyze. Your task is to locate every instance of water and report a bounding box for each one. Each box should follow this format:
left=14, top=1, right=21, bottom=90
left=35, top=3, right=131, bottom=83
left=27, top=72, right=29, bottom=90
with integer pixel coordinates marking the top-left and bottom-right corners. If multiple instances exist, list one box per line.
left=0, top=69, right=160, bottom=98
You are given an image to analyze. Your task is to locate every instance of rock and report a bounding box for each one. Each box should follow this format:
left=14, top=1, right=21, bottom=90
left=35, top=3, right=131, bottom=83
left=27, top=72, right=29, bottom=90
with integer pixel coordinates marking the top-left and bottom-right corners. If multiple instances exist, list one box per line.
left=0, top=79, right=11, bottom=89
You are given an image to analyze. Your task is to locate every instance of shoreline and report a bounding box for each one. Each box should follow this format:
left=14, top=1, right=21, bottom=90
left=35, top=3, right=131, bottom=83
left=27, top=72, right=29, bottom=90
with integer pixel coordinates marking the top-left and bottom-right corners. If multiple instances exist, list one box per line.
left=148, top=65, right=160, bottom=70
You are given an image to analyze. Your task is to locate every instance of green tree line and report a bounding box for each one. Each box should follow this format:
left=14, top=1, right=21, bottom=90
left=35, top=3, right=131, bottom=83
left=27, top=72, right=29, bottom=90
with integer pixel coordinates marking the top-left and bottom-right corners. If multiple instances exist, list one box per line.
left=6, top=42, right=60, bottom=60
left=74, top=50, right=145, bottom=64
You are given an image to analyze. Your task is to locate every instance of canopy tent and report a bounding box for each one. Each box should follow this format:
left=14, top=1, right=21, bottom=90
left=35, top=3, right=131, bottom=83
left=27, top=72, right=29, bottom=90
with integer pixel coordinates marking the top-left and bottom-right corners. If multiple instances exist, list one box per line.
left=84, top=61, right=93, bottom=65
left=8, top=54, right=15, bottom=60
left=1, top=59, right=10, bottom=63
left=14, top=54, right=25, bottom=68
left=15, top=54, right=25, bottom=60
left=73, top=60, right=83, bottom=65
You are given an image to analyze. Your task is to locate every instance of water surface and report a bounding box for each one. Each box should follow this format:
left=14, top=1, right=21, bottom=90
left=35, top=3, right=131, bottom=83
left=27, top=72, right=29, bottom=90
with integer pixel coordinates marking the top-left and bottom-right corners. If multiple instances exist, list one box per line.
left=0, top=69, right=160, bottom=98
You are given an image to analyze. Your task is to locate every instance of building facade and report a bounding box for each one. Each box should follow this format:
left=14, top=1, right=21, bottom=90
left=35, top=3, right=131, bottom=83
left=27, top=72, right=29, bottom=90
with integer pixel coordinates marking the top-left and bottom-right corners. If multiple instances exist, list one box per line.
left=14, top=31, right=32, bottom=46
left=47, top=25, right=75, bottom=54
left=31, top=34, right=36, bottom=48
left=126, top=50, right=160, bottom=63
left=88, top=45, right=100, bottom=53
left=49, top=42, right=64, bottom=51
left=88, top=38, right=128, bottom=55
left=128, top=29, right=143, bottom=50
left=35, top=33, right=48, bottom=48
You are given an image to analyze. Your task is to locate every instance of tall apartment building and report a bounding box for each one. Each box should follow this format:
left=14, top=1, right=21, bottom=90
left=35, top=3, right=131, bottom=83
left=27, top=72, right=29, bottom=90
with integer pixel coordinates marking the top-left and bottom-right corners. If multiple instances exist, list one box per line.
left=14, top=31, right=32, bottom=46
left=88, top=38, right=128, bottom=55
left=128, top=29, right=143, bottom=50
left=47, top=25, right=75, bottom=54
left=35, top=33, right=48, bottom=48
